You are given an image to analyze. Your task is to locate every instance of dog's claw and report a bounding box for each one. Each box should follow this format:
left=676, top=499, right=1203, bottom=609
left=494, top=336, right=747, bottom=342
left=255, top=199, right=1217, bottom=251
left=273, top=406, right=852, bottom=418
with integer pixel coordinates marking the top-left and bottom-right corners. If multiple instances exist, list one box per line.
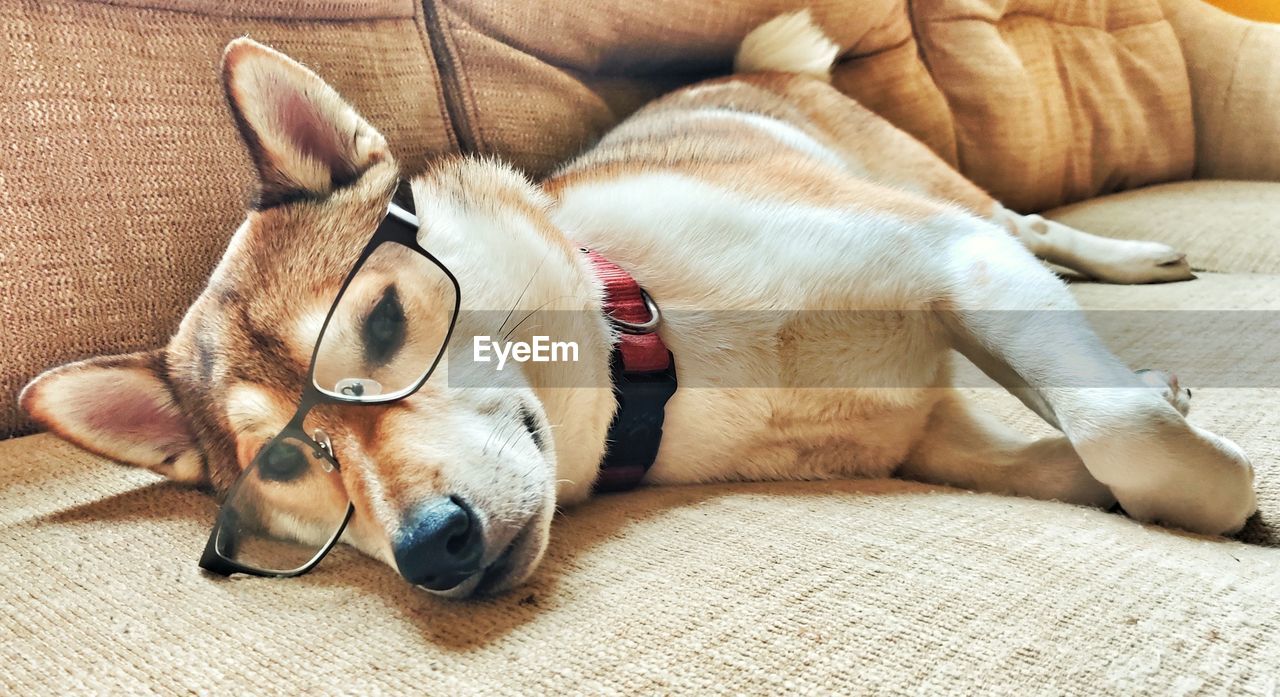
left=1085, top=241, right=1195, bottom=284
left=1137, top=368, right=1192, bottom=416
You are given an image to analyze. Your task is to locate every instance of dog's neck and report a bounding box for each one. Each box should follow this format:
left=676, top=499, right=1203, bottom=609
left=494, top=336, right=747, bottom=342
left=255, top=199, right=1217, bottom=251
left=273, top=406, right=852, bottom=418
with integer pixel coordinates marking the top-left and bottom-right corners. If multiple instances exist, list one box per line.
left=509, top=251, right=617, bottom=506
left=411, top=164, right=618, bottom=506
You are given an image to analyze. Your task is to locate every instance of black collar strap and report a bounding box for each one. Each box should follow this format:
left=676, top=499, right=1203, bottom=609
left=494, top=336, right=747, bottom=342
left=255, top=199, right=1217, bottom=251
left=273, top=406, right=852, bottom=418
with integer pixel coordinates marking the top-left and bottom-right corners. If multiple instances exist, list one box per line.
left=580, top=248, right=678, bottom=493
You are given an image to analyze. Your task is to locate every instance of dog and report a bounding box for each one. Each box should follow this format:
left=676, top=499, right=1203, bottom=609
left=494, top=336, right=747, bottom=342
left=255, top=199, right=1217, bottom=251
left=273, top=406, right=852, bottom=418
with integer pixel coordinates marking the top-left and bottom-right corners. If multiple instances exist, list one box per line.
left=20, top=12, right=1255, bottom=597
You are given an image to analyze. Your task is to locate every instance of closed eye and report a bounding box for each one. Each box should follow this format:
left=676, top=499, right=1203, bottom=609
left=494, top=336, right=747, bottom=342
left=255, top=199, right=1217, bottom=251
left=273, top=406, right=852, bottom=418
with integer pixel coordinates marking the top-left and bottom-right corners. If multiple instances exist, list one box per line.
left=521, top=406, right=546, bottom=451
left=256, top=440, right=310, bottom=483
left=362, top=285, right=406, bottom=365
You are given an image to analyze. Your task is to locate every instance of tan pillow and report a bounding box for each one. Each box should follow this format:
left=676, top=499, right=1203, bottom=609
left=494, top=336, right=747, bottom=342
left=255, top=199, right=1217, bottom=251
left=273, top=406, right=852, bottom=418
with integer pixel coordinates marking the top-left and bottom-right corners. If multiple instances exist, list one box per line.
left=435, top=1, right=901, bottom=177
left=909, top=0, right=1195, bottom=211
left=449, top=0, right=1195, bottom=209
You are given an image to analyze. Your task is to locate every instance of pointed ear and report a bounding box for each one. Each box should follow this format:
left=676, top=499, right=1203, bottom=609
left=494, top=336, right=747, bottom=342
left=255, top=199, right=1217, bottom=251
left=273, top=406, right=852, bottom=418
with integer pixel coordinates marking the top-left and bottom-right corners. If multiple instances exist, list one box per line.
left=20, top=351, right=204, bottom=484
left=221, top=37, right=390, bottom=207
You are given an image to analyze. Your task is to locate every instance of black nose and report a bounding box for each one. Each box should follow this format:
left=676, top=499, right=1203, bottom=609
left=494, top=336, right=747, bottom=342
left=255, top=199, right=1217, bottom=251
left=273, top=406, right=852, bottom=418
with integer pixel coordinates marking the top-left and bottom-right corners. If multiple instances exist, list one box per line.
left=394, top=496, right=485, bottom=590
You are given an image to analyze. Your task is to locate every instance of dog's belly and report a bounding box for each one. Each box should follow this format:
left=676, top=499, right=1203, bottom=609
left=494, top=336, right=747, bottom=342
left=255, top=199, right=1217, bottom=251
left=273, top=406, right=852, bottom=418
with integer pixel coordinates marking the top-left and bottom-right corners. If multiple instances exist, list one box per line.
left=648, top=304, right=950, bottom=484
left=553, top=170, right=970, bottom=484
left=648, top=386, right=942, bottom=484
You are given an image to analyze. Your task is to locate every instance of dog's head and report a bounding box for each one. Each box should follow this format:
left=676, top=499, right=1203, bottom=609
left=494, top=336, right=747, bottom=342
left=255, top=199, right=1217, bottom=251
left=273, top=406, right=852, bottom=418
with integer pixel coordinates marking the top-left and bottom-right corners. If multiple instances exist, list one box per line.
left=20, top=39, right=612, bottom=596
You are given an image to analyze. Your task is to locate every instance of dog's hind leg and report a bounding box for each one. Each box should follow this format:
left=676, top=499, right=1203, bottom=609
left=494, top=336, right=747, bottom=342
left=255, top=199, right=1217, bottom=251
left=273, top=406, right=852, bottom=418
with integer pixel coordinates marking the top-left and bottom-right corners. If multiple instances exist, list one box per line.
left=750, top=77, right=1193, bottom=285
left=990, top=206, right=1194, bottom=285
left=899, top=393, right=1114, bottom=507
left=934, top=219, right=1255, bottom=535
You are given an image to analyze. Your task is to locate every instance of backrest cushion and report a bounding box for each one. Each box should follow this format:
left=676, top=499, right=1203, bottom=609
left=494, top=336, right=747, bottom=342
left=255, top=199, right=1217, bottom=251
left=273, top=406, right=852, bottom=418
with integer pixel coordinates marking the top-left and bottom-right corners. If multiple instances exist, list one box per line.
left=0, top=0, right=1198, bottom=437
left=836, top=0, right=1196, bottom=211
left=444, top=0, right=1194, bottom=210
left=0, top=0, right=455, bottom=437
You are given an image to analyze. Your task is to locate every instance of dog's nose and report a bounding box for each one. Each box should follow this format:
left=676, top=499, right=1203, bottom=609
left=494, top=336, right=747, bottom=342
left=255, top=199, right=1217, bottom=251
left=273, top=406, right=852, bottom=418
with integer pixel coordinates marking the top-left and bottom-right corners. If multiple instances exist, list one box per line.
left=394, top=496, right=485, bottom=590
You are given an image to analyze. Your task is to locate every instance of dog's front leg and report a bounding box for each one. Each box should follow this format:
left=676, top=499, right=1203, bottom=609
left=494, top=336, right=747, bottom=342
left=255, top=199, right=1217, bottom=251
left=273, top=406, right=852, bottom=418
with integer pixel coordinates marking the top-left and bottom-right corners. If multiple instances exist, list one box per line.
left=935, top=220, right=1255, bottom=535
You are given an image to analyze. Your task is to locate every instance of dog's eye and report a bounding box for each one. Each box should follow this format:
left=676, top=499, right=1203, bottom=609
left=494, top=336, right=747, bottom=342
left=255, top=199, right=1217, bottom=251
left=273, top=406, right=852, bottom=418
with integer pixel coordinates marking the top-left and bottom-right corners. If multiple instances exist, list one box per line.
left=521, top=407, right=545, bottom=451
left=363, top=286, right=406, bottom=365
left=257, top=441, right=309, bottom=482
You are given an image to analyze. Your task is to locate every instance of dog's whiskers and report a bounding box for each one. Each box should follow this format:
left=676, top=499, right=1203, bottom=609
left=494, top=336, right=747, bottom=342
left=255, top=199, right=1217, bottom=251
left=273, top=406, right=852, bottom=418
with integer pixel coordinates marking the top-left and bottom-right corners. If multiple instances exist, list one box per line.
left=497, top=423, right=525, bottom=459
left=483, top=419, right=519, bottom=457
left=501, top=294, right=587, bottom=343
left=496, top=247, right=553, bottom=338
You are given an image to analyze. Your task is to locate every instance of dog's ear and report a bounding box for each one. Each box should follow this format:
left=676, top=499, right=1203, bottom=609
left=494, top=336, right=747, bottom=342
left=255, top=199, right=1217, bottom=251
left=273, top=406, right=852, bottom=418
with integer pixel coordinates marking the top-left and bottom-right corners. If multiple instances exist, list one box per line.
left=20, top=351, right=203, bottom=484
left=221, top=37, right=390, bottom=207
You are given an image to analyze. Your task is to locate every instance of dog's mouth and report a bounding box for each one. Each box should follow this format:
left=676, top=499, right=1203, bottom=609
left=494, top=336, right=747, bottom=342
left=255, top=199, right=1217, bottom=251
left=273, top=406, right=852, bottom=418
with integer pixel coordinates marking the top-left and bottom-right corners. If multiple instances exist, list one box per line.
left=417, top=515, right=544, bottom=599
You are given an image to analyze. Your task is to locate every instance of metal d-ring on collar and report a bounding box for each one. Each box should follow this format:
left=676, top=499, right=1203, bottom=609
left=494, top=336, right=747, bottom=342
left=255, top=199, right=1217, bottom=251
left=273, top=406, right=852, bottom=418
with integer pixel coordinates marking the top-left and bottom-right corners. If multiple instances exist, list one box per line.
left=612, top=290, right=661, bottom=335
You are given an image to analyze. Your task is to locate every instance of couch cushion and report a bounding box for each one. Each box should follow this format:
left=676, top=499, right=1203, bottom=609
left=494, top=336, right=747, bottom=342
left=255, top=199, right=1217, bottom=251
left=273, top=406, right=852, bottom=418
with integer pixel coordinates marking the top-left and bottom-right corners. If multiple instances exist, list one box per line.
left=0, top=0, right=1212, bottom=440
left=906, top=0, right=1195, bottom=212
left=0, top=0, right=457, bottom=439
left=1161, top=0, right=1280, bottom=182
left=1, top=430, right=1278, bottom=693
left=4, top=271, right=1280, bottom=691
left=1045, top=180, right=1280, bottom=274
left=436, top=0, right=1196, bottom=215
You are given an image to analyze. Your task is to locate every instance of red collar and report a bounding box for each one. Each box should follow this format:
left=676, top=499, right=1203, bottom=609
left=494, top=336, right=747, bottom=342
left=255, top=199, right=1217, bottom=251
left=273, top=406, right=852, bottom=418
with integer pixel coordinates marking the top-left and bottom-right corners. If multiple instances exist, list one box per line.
left=582, top=249, right=678, bottom=492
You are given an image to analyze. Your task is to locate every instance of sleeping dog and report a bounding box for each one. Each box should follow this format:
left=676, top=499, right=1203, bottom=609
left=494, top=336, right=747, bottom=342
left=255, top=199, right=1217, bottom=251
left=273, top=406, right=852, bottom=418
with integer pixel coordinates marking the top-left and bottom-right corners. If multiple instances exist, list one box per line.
left=21, top=12, right=1254, bottom=596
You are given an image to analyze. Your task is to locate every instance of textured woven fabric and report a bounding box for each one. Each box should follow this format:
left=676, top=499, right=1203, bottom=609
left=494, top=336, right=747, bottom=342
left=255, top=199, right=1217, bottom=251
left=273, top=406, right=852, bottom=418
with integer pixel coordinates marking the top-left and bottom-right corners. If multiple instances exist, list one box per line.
left=908, top=0, right=1195, bottom=212
left=1046, top=181, right=1280, bottom=275
left=437, top=0, right=1198, bottom=208
left=4, top=272, right=1280, bottom=693
left=3, top=405, right=1279, bottom=693
left=0, top=0, right=454, bottom=438
left=1161, top=0, right=1280, bottom=181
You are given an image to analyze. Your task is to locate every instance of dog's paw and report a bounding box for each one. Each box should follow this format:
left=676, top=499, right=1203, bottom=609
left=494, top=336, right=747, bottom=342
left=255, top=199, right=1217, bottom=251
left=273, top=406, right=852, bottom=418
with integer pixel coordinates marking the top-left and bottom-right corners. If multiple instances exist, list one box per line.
left=1136, top=368, right=1191, bottom=416
left=1073, top=397, right=1255, bottom=536
left=1086, top=239, right=1194, bottom=285
left=1111, top=422, right=1256, bottom=536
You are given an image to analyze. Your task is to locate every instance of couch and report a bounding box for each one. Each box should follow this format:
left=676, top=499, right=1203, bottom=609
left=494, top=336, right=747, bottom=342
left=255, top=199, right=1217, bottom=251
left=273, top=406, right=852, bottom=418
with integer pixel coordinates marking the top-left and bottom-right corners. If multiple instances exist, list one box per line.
left=2, top=0, right=1278, bottom=692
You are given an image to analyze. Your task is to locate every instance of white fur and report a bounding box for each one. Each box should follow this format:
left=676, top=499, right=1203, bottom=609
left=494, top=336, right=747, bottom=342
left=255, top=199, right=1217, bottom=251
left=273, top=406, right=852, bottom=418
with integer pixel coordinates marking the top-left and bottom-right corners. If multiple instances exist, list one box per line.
left=993, top=205, right=1193, bottom=284
left=691, top=108, right=852, bottom=172
left=734, top=10, right=841, bottom=82
left=547, top=162, right=1254, bottom=533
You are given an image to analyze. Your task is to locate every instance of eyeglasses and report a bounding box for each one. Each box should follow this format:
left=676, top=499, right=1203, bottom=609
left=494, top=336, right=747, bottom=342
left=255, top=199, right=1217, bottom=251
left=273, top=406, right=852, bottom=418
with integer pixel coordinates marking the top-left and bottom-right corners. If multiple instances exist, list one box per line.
left=198, top=195, right=461, bottom=578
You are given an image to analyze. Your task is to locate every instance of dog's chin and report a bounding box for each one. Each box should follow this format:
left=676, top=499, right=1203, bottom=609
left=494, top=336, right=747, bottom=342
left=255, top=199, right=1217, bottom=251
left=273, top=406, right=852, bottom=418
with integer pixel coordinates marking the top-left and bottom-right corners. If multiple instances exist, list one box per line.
left=418, top=513, right=548, bottom=599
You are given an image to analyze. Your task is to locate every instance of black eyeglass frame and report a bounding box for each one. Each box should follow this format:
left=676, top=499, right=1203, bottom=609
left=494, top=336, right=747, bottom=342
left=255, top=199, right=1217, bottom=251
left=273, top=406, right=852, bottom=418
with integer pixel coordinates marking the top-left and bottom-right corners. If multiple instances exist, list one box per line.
left=198, top=196, right=462, bottom=579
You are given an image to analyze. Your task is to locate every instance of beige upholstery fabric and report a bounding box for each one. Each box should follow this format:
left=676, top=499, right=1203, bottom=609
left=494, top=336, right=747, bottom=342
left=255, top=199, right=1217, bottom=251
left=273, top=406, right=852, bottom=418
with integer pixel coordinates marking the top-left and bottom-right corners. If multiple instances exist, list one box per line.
left=3, top=0, right=1275, bottom=438
left=6, top=253, right=1280, bottom=693
left=1160, top=0, right=1280, bottom=181
left=1046, top=181, right=1280, bottom=274
left=911, top=0, right=1195, bottom=213
left=443, top=0, right=1199, bottom=212
left=0, top=0, right=454, bottom=438
left=4, top=1, right=1280, bottom=690
left=3, top=427, right=1279, bottom=694
left=7, top=186, right=1280, bottom=692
